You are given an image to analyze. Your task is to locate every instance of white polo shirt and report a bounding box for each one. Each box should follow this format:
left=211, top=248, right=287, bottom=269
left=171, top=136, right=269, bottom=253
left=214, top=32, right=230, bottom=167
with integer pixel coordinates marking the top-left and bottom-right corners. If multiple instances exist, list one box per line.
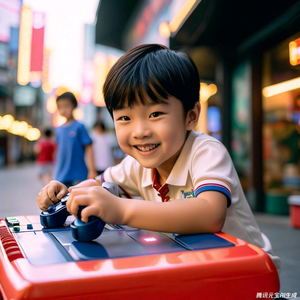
left=102, top=130, right=280, bottom=270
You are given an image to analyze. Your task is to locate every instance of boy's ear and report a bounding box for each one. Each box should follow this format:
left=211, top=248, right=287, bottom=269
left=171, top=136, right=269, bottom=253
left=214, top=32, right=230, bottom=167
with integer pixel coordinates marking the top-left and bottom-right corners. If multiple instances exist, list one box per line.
left=186, top=101, right=201, bottom=130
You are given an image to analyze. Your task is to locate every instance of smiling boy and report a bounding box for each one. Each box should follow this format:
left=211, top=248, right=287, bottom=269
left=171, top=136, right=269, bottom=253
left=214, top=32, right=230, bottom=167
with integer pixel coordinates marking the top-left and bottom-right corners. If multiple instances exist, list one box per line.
left=37, top=44, right=280, bottom=271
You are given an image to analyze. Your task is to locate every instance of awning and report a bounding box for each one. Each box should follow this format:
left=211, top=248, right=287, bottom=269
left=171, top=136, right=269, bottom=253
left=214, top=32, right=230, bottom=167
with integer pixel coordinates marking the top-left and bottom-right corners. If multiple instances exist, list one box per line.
left=95, top=0, right=300, bottom=54
left=170, top=0, right=300, bottom=55
left=95, top=0, right=141, bottom=50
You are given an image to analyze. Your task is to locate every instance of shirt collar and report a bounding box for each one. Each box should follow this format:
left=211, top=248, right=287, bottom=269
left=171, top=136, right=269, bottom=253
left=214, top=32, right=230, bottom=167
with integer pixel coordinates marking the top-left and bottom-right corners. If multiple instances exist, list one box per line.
left=141, top=130, right=199, bottom=188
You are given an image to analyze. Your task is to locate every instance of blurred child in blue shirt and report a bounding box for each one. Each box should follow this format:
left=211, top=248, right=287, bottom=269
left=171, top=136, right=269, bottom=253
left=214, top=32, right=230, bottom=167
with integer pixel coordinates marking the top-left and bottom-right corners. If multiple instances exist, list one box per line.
left=54, top=92, right=96, bottom=188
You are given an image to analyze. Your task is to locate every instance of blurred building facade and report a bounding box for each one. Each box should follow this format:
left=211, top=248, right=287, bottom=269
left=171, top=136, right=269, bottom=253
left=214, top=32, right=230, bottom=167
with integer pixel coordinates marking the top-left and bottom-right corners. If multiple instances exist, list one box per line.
left=0, top=0, right=41, bottom=164
left=0, top=0, right=110, bottom=165
left=95, top=0, right=300, bottom=212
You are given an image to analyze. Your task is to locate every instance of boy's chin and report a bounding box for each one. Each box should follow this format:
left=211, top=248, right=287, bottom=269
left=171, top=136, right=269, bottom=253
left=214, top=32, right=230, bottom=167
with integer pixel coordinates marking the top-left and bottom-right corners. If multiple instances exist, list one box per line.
left=138, top=162, right=157, bottom=169
left=134, top=158, right=159, bottom=169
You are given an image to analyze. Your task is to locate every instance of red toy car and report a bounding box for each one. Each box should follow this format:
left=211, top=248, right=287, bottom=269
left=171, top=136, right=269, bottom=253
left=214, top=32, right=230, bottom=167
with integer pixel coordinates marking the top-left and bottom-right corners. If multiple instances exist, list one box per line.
left=0, top=215, right=279, bottom=300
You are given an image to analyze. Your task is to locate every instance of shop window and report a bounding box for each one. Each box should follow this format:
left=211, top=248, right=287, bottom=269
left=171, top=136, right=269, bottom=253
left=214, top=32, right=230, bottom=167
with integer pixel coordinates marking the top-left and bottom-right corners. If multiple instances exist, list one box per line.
left=262, top=34, right=300, bottom=201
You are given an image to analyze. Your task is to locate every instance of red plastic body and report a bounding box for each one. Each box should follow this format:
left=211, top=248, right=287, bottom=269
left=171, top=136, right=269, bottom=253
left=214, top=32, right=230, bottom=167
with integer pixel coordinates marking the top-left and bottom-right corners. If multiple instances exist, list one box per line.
left=0, top=216, right=280, bottom=300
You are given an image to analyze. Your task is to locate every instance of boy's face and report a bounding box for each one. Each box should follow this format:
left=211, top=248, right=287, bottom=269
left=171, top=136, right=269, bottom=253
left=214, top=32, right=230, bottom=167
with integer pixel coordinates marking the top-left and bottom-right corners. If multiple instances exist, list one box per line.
left=113, top=96, right=198, bottom=175
left=56, top=98, right=75, bottom=120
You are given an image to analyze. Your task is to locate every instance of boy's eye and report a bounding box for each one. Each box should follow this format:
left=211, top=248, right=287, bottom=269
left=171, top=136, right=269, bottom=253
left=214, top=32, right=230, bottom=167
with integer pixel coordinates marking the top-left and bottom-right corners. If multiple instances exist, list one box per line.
left=149, top=112, right=162, bottom=118
left=118, top=116, right=130, bottom=121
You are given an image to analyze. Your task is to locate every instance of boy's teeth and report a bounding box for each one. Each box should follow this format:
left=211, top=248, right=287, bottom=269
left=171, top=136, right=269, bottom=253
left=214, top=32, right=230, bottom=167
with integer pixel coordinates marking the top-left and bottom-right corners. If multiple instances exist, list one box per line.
left=136, top=144, right=158, bottom=151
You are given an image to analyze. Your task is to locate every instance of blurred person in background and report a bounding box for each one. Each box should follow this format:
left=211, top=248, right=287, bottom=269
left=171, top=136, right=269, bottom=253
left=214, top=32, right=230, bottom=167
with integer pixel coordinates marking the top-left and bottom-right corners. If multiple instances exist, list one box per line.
left=91, top=120, right=118, bottom=175
left=34, top=128, right=57, bottom=186
left=54, top=92, right=97, bottom=188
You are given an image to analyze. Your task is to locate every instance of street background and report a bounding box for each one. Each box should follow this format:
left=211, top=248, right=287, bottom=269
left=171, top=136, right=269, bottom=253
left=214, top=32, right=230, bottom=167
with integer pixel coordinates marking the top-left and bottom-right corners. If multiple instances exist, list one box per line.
left=0, top=163, right=299, bottom=298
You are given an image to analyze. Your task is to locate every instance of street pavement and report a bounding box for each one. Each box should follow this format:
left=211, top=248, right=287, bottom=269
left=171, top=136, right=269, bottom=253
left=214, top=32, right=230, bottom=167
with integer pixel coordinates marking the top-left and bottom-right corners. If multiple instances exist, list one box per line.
left=254, top=213, right=300, bottom=298
left=0, top=163, right=299, bottom=298
left=0, top=162, right=41, bottom=218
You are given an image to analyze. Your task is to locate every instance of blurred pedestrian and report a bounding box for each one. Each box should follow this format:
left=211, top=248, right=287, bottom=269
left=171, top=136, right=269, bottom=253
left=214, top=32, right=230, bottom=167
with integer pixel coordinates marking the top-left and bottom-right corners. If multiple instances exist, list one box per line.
left=54, top=92, right=97, bottom=188
left=91, top=121, right=118, bottom=175
left=34, top=127, right=56, bottom=186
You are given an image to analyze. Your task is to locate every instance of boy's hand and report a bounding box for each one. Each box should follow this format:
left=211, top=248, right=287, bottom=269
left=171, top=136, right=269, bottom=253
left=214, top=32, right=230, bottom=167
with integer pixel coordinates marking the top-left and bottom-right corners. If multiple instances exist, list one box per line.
left=37, top=180, right=68, bottom=211
left=69, top=179, right=101, bottom=190
left=66, top=186, right=125, bottom=224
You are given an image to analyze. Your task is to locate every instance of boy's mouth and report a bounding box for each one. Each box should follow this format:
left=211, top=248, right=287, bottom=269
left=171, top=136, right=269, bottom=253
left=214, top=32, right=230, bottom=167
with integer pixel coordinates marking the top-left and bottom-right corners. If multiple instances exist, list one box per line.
left=134, top=144, right=160, bottom=152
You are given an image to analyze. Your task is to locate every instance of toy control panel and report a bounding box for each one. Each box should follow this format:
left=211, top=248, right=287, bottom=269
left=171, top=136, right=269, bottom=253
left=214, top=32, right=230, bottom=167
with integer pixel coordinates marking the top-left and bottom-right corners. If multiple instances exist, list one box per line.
left=40, top=182, right=119, bottom=242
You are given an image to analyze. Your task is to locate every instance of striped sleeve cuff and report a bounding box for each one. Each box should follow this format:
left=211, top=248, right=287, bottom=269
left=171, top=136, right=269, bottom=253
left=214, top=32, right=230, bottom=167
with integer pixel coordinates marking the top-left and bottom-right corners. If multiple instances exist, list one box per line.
left=195, top=180, right=231, bottom=207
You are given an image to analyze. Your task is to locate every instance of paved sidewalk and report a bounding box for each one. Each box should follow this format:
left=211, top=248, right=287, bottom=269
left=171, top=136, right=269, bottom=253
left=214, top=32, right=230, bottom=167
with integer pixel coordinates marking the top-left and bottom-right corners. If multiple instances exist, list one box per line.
left=0, top=162, right=41, bottom=218
left=0, top=163, right=299, bottom=298
left=254, top=213, right=300, bottom=298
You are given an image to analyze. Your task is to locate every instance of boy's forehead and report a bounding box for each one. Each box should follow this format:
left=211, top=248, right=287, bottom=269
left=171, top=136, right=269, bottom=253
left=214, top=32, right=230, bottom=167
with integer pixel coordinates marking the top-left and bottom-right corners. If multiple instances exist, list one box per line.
left=115, top=99, right=169, bottom=111
left=121, top=93, right=169, bottom=108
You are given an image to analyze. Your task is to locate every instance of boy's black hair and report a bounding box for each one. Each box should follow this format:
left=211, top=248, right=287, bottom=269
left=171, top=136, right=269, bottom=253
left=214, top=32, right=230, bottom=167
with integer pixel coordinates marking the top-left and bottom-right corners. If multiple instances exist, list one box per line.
left=103, top=44, right=200, bottom=116
left=56, top=92, right=78, bottom=108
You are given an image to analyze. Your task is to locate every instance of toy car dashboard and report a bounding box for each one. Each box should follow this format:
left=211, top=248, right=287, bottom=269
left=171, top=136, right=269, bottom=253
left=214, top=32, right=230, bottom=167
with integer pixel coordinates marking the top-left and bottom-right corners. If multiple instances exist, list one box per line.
left=0, top=215, right=279, bottom=300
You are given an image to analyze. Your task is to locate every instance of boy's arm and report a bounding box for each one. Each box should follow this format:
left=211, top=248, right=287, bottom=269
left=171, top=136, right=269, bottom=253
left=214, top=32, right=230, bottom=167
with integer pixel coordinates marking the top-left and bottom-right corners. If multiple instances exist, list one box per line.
left=85, top=143, right=97, bottom=179
left=67, top=187, right=227, bottom=234
left=123, top=191, right=227, bottom=234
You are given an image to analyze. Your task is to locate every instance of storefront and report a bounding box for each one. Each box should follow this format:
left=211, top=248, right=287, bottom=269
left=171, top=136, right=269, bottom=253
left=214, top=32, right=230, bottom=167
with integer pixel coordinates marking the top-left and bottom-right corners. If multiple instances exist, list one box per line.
left=170, top=0, right=300, bottom=212
left=262, top=34, right=300, bottom=214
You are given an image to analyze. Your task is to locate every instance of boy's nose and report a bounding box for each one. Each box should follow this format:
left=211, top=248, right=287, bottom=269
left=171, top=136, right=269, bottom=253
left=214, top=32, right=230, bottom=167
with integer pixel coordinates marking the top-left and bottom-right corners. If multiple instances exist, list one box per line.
left=133, top=122, right=152, bottom=139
